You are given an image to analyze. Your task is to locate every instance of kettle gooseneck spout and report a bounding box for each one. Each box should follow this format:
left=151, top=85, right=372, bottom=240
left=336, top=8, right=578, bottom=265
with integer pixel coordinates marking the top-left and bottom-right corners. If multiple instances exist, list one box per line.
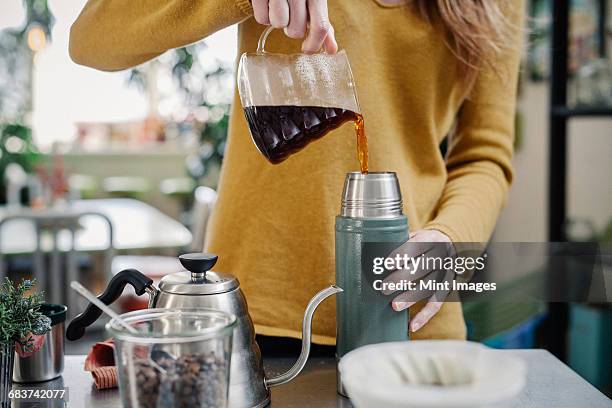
left=265, top=285, right=343, bottom=387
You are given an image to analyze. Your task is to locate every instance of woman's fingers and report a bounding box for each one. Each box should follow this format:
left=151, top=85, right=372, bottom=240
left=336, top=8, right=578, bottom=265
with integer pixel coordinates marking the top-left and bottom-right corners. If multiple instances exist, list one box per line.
left=391, top=300, right=417, bottom=312
left=388, top=240, right=433, bottom=262
left=381, top=267, right=432, bottom=296
left=285, top=0, right=307, bottom=38
left=253, top=0, right=338, bottom=54
left=323, top=24, right=338, bottom=53
left=302, top=0, right=334, bottom=53
left=268, top=0, right=290, bottom=28
left=252, top=0, right=270, bottom=25
left=409, top=269, right=453, bottom=331
left=384, top=230, right=456, bottom=331
left=410, top=301, right=444, bottom=332
left=392, top=288, right=431, bottom=310
left=390, top=267, right=451, bottom=317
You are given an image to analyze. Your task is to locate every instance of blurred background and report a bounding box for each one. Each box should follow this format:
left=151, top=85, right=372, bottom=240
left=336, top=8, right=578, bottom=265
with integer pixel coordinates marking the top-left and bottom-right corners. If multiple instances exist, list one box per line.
left=0, top=0, right=610, bottom=396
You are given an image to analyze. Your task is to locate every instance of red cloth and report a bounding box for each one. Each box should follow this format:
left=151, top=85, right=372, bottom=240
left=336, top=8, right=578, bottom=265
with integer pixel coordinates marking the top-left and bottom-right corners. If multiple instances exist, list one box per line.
left=91, top=366, right=118, bottom=390
left=84, top=339, right=118, bottom=389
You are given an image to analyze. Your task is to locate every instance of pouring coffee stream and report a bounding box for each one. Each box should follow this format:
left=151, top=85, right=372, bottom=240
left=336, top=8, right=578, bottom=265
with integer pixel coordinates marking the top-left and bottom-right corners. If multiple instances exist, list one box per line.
left=67, top=253, right=342, bottom=407
left=355, top=113, right=368, bottom=174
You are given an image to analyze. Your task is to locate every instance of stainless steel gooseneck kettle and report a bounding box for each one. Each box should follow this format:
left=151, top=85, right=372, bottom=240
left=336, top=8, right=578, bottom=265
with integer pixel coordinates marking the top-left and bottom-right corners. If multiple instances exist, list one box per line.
left=66, top=253, right=341, bottom=408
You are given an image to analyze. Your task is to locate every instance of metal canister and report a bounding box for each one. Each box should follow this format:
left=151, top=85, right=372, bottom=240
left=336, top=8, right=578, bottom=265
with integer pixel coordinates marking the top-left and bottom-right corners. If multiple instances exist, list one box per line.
left=335, top=172, right=409, bottom=395
left=13, top=304, right=66, bottom=383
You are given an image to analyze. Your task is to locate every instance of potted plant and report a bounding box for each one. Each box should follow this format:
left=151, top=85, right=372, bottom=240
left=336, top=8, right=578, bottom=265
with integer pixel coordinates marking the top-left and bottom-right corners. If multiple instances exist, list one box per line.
left=0, top=278, right=51, bottom=405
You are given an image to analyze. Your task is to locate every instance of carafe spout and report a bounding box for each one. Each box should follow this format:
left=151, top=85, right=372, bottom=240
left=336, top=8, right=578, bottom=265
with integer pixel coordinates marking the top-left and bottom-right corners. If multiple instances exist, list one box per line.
left=265, top=285, right=343, bottom=387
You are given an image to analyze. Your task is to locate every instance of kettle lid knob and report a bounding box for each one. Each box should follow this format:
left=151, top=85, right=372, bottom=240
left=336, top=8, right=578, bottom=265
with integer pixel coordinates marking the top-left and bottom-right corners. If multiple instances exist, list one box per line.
left=179, top=253, right=218, bottom=281
left=159, top=253, right=238, bottom=295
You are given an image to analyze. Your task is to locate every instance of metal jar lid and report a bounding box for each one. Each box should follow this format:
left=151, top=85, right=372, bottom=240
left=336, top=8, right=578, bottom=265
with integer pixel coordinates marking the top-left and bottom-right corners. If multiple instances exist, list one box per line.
left=340, top=172, right=404, bottom=219
left=158, top=253, right=239, bottom=295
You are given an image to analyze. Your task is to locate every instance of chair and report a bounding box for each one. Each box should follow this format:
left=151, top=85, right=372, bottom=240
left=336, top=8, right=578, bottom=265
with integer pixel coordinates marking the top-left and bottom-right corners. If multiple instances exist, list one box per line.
left=0, top=210, right=114, bottom=319
left=159, top=177, right=196, bottom=227
left=190, top=186, right=218, bottom=251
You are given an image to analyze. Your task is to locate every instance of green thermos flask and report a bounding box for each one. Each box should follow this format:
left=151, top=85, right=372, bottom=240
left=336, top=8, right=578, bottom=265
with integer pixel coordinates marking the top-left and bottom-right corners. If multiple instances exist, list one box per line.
left=335, top=172, right=409, bottom=395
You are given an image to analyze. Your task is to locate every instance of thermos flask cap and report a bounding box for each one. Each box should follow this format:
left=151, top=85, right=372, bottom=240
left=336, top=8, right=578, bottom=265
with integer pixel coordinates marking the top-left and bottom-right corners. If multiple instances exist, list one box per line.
left=340, top=172, right=404, bottom=219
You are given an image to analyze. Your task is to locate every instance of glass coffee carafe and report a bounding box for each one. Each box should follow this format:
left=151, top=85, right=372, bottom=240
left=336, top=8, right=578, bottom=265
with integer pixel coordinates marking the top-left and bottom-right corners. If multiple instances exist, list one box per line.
left=238, top=27, right=366, bottom=170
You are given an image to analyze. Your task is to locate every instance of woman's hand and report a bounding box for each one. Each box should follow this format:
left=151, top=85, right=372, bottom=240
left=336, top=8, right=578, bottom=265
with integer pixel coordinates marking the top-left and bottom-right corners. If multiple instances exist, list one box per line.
left=252, top=0, right=338, bottom=54
left=382, top=229, right=455, bottom=333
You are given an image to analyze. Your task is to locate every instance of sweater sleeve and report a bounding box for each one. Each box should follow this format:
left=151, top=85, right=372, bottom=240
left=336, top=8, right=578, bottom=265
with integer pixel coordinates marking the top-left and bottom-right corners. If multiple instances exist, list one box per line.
left=424, top=2, right=525, bottom=243
left=69, top=0, right=254, bottom=71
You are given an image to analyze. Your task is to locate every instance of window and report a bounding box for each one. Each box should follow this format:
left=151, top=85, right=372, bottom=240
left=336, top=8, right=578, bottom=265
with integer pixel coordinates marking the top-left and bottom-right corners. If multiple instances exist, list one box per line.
left=1, top=0, right=238, bottom=150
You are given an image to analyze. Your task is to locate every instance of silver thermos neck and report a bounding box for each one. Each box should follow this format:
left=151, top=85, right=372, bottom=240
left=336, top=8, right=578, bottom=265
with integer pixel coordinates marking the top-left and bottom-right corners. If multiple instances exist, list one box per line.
left=340, top=172, right=404, bottom=219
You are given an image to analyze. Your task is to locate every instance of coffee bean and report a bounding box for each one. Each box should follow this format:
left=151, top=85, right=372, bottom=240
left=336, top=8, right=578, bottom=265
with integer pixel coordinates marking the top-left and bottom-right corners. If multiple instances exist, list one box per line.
left=124, top=351, right=228, bottom=407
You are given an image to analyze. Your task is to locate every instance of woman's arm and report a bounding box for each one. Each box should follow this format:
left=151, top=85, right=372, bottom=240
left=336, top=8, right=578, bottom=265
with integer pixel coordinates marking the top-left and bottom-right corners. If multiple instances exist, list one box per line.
left=424, top=2, right=525, bottom=243
left=69, top=0, right=253, bottom=71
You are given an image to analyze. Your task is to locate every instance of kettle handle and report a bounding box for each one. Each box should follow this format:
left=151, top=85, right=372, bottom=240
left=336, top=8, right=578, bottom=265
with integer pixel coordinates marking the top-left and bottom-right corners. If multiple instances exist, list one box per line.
left=66, top=269, right=153, bottom=341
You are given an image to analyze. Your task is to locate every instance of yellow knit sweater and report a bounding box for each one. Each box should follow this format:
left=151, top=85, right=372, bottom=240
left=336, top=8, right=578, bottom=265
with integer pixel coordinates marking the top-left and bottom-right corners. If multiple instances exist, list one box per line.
left=70, top=0, right=524, bottom=344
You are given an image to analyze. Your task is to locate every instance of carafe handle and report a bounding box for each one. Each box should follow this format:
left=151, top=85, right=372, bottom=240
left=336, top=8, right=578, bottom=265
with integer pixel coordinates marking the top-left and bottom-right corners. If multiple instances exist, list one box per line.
left=66, top=269, right=154, bottom=341
left=256, top=26, right=275, bottom=54
left=257, top=26, right=332, bottom=54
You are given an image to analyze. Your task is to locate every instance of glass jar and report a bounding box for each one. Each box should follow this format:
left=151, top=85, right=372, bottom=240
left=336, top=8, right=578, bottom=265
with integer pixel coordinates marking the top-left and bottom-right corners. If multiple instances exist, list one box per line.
left=107, top=308, right=236, bottom=408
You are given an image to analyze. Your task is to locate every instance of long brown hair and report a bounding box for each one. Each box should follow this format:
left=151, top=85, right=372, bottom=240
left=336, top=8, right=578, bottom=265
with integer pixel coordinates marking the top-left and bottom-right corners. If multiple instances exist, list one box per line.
left=416, top=0, right=513, bottom=86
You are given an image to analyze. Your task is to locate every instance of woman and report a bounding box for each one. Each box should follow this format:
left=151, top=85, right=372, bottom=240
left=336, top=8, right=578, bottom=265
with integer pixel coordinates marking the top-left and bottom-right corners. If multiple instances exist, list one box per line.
left=70, top=0, right=524, bottom=343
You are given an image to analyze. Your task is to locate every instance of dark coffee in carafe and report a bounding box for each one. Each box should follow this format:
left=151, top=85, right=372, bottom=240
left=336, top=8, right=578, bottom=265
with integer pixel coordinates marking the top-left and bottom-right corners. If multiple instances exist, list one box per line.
left=243, top=105, right=369, bottom=173
left=238, top=27, right=367, bottom=172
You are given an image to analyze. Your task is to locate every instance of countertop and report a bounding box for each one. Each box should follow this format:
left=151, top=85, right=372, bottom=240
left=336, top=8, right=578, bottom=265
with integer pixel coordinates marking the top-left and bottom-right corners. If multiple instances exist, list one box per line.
left=10, top=350, right=611, bottom=407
